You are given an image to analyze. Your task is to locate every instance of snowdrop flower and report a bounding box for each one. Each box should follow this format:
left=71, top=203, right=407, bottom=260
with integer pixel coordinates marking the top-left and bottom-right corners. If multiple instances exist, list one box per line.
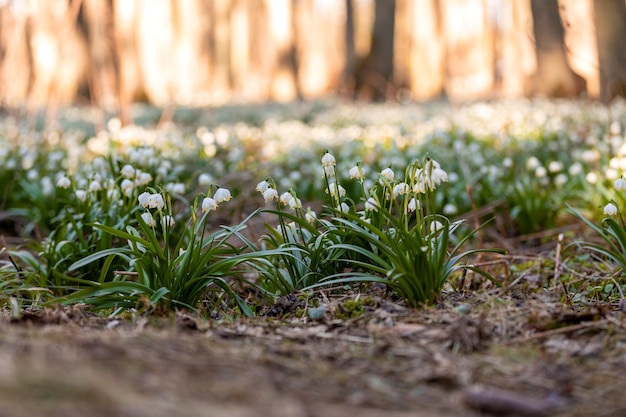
left=279, top=191, right=293, bottom=206
left=604, top=203, right=618, bottom=216
left=202, top=197, right=217, bottom=212
left=526, top=156, right=540, bottom=170
left=548, top=161, right=563, bottom=173
left=41, top=177, right=53, bottom=196
left=136, top=172, right=152, bottom=186
left=256, top=180, right=270, bottom=193
left=120, top=164, right=135, bottom=178
left=586, top=172, right=598, bottom=184
left=288, top=197, right=302, bottom=209
left=162, top=215, right=175, bottom=227
left=141, top=212, right=155, bottom=227
left=380, top=167, right=394, bottom=183
left=138, top=191, right=150, bottom=207
left=392, top=182, right=410, bottom=197
left=321, top=152, right=336, bottom=167
left=166, top=182, right=185, bottom=195
left=326, top=182, right=346, bottom=198
left=554, top=174, right=568, bottom=187
left=431, top=168, right=448, bottom=185
left=305, top=208, right=317, bottom=224
left=323, top=164, right=336, bottom=178
left=89, top=180, right=102, bottom=192
left=337, top=202, right=350, bottom=213
left=147, top=193, right=165, bottom=210
left=121, top=179, right=134, bottom=194
left=214, top=187, right=232, bottom=203
left=407, top=198, right=419, bottom=213
left=535, top=166, right=547, bottom=178
left=615, top=178, right=626, bottom=191
left=502, top=157, right=513, bottom=168
left=349, top=165, right=363, bottom=180
left=413, top=181, right=426, bottom=194
left=107, top=188, right=120, bottom=201
left=198, top=173, right=213, bottom=186
left=263, top=188, right=279, bottom=202
left=568, top=162, right=583, bottom=176
left=430, top=220, right=444, bottom=234
left=75, top=189, right=87, bottom=202
left=56, top=176, right=71, bottom=189
left=365, top=197, right=379, bottom=211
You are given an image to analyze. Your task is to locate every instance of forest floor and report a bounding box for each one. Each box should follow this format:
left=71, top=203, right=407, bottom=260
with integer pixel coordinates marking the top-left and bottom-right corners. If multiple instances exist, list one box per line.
left=2, top=276, right=626, bottom=417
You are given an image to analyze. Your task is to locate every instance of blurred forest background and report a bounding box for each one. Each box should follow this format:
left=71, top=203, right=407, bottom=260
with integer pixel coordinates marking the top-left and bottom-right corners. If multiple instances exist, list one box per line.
left=0, top=0, right=625, bottom=123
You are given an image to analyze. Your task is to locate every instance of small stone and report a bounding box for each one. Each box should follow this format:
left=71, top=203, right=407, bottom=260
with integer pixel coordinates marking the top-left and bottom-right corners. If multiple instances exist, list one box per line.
left=307, top=306, right=327, bottom=320
left=456, top=304, right=472, bottom=315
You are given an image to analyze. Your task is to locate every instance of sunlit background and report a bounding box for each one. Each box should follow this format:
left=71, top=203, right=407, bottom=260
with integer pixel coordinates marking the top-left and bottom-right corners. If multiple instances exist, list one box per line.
left=1, top=0, right=624, bottom=118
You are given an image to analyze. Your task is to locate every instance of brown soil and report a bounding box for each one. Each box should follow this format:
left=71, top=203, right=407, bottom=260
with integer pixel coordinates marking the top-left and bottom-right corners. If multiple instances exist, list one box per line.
left=1, top=287, right=625, bottom=417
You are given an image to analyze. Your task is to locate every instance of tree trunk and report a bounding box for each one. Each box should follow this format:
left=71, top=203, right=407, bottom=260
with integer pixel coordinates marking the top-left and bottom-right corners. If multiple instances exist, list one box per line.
left=593, top=0, right=626, bottom=102
left=355, top=0, right=396, bottom=101
left=530, top=0, right=586, bottom=97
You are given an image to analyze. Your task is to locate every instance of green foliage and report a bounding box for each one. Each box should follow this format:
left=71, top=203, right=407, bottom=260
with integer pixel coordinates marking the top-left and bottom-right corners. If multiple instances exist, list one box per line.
left=52, top=193, right=255, bottom=316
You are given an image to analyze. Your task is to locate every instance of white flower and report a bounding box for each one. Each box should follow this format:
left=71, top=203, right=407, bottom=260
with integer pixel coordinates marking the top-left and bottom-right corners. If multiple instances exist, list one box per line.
left=288, top=197, right=302, bottom=209
left=136, top=172, right=152, bottom=186
left=568, top=162, right=583, bottom=176
left=89, top=180, right=102, bottom=192
left=120, top=164, right=135, bottom=178
left=548, top=161, right=563, bottom=173
left=365, top=197, right=379, bottom=211
left=586, top=172, right=598, bottom=184
left=337, top=202, right=350, bottom=213
left=380, top=167, right=394, bottom=183
left=56, top=176, right=71, bottom=189
left=279, top=191, right=293, bottom=206
left=147, top=193, right=165, bottom=210
left=430, top=220, right=444, bottom=234
left=535, top=166, right=547, bottom=178
left=407, top=198, right=419, bottom=213
left=263, top=188, right=279, bottom=202
left=502, top=157, right=513, bottom=168
left=604, top=203, right=618, bottom=216
left=305, top=209, right=317, bottom=224
left=323, top=164, right=336, bottom=178
left=141, top=212, right=155, bottom=227
left=349, top=166, right=363, bottom=180
left=413, top=181, right=426, bottom=194
left=431, top=168, right=448, bottom=185
left=443, top=203, right=458, bottom=215
left=107, top=188, right=120, bottom=201
left=162, top=215, right=175, bottom=227
left=202, top=197, right=217, bottom=212
left=121, top=179, right=134, bottom=194
left=214, top=188, right=232, bottom=203
left=615, top=178, right=626, bottom=191
left=392, top=182, right=410, bottom=197
left=198, top=173, right=213, bottom=186
left=321, top=152, right=336, bottom=167
left=554, top=174, right=568, bottom=187
left=166, top=182, right=185, bottom=195
left=75, top=189, right=87, bottom=202
left=326, top=182, right=346, bottom=198
left=138, top=191, right=150, bottom=207
left=526, top=156, right=540, bottom=170
left=256, top=180, right=270, bottom=193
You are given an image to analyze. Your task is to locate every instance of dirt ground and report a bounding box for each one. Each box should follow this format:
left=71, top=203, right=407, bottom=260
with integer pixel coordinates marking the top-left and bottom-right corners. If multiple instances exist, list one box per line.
left=1, top=287, right=626, bottom=417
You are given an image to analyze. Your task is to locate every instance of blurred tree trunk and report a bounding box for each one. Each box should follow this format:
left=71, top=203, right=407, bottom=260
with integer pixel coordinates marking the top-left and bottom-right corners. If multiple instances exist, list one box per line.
left=530, top=0, right=586, bottom=97
left=593, top=0, right=626, bottom=102
left=407, top=0, right=445, bottom=100
left=340, top=0, right=356, bottom=95
left=266, top=0, right=298, bottom=101
left=355, top=0, right=395, bottom=101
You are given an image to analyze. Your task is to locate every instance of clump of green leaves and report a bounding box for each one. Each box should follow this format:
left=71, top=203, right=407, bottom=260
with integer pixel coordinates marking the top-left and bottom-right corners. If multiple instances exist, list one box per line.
left=53, top=187, right=254, bottom=316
